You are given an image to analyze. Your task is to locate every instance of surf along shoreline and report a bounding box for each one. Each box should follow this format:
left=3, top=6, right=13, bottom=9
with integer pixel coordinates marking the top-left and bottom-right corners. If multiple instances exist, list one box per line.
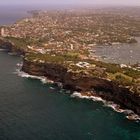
left=16, top=63, right=140, bottom=121
left=0, top=32, right=140, bottom=121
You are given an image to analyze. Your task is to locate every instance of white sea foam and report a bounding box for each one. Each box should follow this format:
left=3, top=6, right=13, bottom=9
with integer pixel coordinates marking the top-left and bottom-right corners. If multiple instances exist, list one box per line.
left=20, top=71, right=53, bottom=84
left=71, top=91, right=140, bottom=121
left=104, top=101, right=124, bottom=113
left=8, top=52, right=17, bottom=55
left=14, top=63, right=140, bottom=121
left=104, top=102, right=140, bottom=120
left=0, top=49, right=5, bottom=51
left=50, top=87, right=55, bottom=90
left=14, top=66, right=54, bottom=84
left=16, top=63, right=23, bottom=67
left=71, top=91, right=104, bottom=102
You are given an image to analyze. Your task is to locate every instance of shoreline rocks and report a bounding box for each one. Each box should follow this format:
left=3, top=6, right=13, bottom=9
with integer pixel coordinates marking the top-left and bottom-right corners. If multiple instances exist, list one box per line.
left=0, top=39, right=140, bottom=116
left=0, top=38, right=25, bottom=55
left=22, top=58, right=140, bottom=116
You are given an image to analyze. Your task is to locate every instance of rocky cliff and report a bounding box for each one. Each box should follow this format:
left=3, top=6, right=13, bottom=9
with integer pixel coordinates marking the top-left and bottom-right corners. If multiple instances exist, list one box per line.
left=22, top=58, right=140, bottom=115
left=0, top=38, right=25, bottom=55
left=1, top=38, right=139, bottom=116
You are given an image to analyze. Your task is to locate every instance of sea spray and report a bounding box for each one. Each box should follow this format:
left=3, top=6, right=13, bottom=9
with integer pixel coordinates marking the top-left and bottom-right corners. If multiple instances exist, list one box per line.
left=71, top=91, right=104, bottom=102
left=14, top=63, right=54, bottom=84
left=0, top=49, right=5, bottom=51
left=17, top=71, right=54, bottom=84
left=71, top=91, right=140, bottom=121
left=15, top=63, right=140, bottom=121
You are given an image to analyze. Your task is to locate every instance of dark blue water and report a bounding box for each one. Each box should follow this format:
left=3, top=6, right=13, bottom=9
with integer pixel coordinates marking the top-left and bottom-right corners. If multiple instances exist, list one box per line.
left=0, top=5, right=140, bottom=140
left=0, top=51, right=140, bottom=140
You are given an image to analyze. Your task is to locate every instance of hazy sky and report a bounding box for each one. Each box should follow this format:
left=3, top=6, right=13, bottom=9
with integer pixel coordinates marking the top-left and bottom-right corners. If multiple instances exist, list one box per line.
left=1, top=0, right=140, bottom=6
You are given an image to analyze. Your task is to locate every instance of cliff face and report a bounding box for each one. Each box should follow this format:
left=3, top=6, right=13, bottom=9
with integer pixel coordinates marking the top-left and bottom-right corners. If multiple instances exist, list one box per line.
left=1, top=37, right=139, bottom=115
left=0, top=39, right=12, bottom=51
left=22, top=59, right=140, bottom=115
left=0, top=38, right=25, bottom=55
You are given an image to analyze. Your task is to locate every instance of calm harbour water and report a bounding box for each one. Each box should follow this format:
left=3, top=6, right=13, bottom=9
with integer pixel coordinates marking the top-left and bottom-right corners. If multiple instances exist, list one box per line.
left=0, top=5, right=140, bottom=140
left=93, top=37, right=140, bottom=65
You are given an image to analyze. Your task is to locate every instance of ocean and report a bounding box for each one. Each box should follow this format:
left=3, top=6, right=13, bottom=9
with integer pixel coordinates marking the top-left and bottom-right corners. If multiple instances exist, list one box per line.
left=0, top=5, right=140, bottom=140
left=0, top=51, right=140, bottom=140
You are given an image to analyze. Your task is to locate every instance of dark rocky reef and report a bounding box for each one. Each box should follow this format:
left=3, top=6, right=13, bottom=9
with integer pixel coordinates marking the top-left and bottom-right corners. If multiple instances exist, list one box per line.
left=22, top=58, right=140, bottom=115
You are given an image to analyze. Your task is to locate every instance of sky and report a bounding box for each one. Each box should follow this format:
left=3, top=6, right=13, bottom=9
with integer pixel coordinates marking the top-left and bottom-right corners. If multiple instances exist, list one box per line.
left=1, top=0, right=140, bottom=6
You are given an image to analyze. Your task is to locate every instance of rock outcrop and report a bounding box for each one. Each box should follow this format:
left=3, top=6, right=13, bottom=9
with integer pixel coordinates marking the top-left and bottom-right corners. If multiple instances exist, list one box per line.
left=1, top=38, right=140, bottom=116
left=22, top=58, right=140, bottom=115
left=0, top=38, right=25, bottom=55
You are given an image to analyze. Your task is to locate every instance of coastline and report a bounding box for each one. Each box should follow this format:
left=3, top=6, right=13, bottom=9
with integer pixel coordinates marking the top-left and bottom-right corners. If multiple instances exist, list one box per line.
left=0, top=8, right=140, bottom=121
left=21, top=57, right=140, bottom=117
left=0, top=39, right=140, bottom=121
left=15, top=64, right=140, bottom=121
left=0, top=7, right=140, bottom=140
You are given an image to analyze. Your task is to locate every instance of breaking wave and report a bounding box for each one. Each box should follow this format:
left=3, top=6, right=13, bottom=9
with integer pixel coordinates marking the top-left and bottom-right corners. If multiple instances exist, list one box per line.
left=0, top=49, right=5, bottom=51
left=8, top=52, right=17, bottom=55
left=71, top=91, right=104, bottom=102
left=14, top=63, right=54, bottom=84
left=15, top=62, right=140, bottom=121
left=71, top=91, right=140, bottom=121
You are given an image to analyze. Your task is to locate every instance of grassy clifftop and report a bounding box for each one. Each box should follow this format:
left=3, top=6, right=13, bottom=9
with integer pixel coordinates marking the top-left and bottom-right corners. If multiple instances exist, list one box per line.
left=25, top=52, right=140, bottom=95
